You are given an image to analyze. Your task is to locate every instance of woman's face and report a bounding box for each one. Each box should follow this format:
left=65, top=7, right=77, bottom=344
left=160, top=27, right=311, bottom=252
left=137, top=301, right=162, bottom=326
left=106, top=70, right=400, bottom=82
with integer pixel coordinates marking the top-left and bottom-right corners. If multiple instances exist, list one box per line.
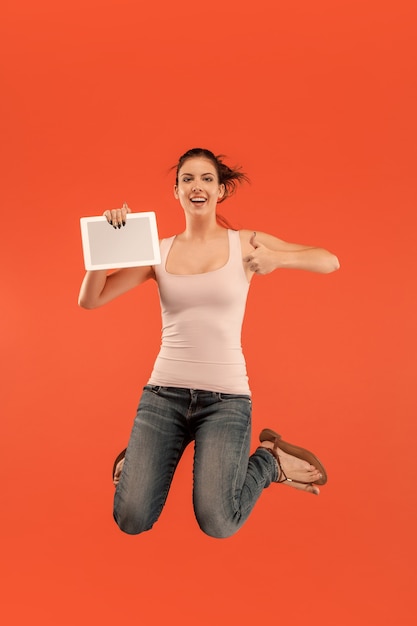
left=174, top=157, right=225, bottom=215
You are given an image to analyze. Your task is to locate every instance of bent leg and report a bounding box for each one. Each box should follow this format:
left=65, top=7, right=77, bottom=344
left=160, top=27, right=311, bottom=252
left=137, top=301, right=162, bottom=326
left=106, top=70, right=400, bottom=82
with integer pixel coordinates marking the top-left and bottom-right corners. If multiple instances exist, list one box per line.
left=192, top=394, right=277, bottom=539
left=114, top=386, right=191, bottom=535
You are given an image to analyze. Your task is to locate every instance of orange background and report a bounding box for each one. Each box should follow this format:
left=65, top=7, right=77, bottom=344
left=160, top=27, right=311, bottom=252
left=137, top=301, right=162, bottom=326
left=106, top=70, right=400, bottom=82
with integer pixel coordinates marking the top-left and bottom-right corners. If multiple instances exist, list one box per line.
left=1, top=1, right=416, bottom=624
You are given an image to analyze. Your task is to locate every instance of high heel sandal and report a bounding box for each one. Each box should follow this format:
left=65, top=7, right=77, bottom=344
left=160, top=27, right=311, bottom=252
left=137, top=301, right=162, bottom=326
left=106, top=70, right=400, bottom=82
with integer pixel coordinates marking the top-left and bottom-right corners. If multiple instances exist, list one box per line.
left=259, top=428, right=328, bottom=486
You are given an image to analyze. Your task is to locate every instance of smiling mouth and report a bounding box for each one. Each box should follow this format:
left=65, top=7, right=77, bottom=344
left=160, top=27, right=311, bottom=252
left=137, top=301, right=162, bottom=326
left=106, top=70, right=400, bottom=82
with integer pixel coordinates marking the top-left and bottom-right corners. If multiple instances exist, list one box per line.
left=190, top=197, right=207, bottom=204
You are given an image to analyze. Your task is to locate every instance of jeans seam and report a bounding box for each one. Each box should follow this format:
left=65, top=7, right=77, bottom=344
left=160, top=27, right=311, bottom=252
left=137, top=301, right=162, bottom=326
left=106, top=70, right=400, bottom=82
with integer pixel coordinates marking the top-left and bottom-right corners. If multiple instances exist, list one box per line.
left=230, top=407, right=252, bottom=517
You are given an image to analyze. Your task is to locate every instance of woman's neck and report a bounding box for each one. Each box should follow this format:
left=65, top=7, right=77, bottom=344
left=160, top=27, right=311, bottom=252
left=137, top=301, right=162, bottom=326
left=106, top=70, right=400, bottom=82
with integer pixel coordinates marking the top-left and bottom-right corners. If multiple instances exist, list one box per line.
left=182, top=215, right=225, bottom=240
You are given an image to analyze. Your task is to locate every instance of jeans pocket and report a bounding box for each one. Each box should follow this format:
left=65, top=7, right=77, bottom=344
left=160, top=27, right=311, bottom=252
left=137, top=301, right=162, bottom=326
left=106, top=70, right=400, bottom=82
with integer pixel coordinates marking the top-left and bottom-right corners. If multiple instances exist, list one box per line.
left=219, top=393, right=251, bottom=404
left=144, top=384, right=162, bottom=395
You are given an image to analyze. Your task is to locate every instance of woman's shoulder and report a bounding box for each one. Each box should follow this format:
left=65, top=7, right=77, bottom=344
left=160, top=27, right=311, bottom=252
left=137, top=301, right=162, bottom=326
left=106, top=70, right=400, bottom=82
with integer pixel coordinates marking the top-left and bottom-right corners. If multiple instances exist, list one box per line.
left=238, top=228, right=254, bottom=238
left=158, top=234, right=176, bottom=246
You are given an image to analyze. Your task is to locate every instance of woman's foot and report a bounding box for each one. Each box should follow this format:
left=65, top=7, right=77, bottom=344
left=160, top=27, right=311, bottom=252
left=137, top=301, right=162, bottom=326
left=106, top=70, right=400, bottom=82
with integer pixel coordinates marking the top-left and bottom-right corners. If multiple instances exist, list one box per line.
left=113, top=449, right=126, bottom=486
left=259, top=429, right=328, bottom=495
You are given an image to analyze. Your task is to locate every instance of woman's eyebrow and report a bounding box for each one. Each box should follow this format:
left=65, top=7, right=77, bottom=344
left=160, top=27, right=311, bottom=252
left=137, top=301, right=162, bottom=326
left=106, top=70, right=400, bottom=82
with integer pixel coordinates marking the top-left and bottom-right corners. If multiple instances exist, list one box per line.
left=181, top=172, right=215, bottom=177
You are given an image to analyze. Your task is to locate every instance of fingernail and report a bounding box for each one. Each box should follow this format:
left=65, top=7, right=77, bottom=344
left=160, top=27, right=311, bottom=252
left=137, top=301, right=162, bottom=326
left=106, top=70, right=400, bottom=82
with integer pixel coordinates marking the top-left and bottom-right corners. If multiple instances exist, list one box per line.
left=118, top=223, right=121, bottom=229
left=109, top=219, right=113, bottom=225
left=122, top=220, right=126, bottom=227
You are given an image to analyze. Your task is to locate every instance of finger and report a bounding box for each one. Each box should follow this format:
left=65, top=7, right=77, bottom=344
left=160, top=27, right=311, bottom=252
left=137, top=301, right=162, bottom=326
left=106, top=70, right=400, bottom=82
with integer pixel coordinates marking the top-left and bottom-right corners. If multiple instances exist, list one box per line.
left=103, top=204, right=131, bottom=227
left=109, top=208, right=124, bottom=228
left=103, top=209, right=113, bottom=225
left=121, top=202, right=132, bottom=226
left=250, top=231, right=260, bottom=249
left=104, top=209, right=119, bottom=228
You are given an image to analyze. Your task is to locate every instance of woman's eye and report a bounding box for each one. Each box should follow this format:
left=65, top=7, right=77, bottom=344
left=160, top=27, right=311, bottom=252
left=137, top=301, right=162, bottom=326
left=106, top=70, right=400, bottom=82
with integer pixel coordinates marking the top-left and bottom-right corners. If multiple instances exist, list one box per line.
left=204, top=177, right=213, bottom=182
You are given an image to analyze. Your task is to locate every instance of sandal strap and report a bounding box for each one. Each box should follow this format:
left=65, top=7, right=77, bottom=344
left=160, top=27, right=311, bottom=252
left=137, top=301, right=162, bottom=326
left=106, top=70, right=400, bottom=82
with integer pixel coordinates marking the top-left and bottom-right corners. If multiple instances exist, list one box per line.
left=259, top=427, right=327, bottom=486
left=265, top=442, right=292, bottom=484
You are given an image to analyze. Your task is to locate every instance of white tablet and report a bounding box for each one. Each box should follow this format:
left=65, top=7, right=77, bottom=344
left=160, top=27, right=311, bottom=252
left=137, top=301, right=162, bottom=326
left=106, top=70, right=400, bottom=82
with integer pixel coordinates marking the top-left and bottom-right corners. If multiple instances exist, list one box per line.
left=80, top=212, right=161, bottom=270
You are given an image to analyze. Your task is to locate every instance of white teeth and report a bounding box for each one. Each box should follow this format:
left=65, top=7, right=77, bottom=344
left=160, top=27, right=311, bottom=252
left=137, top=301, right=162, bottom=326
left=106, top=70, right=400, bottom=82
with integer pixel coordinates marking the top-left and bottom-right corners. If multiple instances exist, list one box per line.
left=191, top=198, right=206, bottom=202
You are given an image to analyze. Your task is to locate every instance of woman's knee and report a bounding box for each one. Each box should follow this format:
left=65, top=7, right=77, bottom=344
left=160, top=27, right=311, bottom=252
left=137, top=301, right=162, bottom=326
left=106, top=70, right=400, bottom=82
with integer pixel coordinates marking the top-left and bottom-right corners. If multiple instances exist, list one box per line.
left=194, top=504, right=241, bottom=539
left=113, top=499, right=157, bottom=535
left=113, top=514, right=153, bottom=535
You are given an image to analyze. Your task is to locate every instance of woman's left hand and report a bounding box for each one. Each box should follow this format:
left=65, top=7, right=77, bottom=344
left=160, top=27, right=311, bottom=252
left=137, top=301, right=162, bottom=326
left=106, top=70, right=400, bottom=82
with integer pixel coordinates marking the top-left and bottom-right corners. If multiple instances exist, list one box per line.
left=242, top=230, right=340, bottom=275
left=243, top=232, right=278, bottom=275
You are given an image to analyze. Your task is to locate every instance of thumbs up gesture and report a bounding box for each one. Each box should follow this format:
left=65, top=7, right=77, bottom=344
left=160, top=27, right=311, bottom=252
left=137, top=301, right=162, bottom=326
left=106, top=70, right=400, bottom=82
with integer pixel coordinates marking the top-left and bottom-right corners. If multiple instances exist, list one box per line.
left=243, top=231, right=277, bottom=275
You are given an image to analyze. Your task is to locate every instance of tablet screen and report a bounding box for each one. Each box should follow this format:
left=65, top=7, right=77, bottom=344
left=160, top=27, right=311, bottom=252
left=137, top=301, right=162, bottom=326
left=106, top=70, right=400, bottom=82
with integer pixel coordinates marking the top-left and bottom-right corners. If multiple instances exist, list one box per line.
left=80, top=212, right=161, bottom=270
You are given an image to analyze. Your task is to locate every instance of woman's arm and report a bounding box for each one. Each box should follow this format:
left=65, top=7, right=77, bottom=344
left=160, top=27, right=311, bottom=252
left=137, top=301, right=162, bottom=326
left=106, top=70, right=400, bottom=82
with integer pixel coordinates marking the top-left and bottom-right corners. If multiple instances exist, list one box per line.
left=78, top=203, right=156, bottom=309
left=240, top=230, right=340, bottom=276
left=78, top=265, right=155, bottom=309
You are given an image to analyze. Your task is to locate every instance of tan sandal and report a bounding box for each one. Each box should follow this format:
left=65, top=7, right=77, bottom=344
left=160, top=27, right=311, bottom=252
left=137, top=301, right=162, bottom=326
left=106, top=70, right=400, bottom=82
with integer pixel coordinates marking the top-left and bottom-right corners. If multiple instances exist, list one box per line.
left=259, top=428, right=327, bottom=486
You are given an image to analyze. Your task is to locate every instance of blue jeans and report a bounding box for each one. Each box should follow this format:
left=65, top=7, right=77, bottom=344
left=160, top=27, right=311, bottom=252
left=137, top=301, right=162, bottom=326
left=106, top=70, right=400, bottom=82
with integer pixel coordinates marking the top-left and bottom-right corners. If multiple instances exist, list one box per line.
left=113, top=386, right=278, bottom=538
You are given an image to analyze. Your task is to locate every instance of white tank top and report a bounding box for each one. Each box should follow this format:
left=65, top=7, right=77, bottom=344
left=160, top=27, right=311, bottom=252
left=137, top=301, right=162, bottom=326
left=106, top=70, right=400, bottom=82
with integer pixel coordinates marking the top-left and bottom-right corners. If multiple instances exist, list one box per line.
left=148, top=229, right=251, bottom=394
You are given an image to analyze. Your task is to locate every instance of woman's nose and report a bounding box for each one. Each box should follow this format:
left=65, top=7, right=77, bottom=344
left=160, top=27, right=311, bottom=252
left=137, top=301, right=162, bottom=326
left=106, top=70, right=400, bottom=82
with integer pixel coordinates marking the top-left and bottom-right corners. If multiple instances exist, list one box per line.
left=192, top=182, right=202, bottom=191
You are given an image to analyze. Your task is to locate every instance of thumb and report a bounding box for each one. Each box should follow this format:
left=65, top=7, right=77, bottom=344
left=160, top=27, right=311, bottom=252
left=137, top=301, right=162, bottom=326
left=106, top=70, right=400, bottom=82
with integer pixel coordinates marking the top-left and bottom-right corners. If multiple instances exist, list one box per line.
left=250, top=231, right=260, bottom=249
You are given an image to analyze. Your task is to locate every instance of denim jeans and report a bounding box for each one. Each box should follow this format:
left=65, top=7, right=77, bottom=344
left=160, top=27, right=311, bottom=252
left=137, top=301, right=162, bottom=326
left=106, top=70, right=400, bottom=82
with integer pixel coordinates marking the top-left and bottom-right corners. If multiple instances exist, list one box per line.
left=113, top=385, right=278, bottom=538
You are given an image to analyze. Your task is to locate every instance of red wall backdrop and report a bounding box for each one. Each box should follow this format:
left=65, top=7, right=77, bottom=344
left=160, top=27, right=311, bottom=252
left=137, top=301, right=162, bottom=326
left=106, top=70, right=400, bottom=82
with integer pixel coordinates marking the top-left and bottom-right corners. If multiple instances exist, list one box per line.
left=1, top=1, right=416, bottom=624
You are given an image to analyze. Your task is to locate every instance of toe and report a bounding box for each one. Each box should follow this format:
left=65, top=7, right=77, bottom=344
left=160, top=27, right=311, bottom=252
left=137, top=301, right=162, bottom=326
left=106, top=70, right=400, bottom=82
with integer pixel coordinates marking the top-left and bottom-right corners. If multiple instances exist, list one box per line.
left=283, top=480, right=320, bottom=495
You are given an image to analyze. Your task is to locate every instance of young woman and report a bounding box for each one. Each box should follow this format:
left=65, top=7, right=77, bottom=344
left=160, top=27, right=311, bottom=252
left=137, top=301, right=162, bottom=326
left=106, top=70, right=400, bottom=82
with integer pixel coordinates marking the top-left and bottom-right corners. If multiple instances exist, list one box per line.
left=78, top=148, right=340, bottom=538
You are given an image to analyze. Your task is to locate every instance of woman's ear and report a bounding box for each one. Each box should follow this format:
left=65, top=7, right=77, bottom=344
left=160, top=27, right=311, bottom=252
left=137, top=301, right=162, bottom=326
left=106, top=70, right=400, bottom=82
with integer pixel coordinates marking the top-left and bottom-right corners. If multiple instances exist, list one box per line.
left=173, top=185, right=179, bottom=199
left=218, top=184, right=225, bottom=199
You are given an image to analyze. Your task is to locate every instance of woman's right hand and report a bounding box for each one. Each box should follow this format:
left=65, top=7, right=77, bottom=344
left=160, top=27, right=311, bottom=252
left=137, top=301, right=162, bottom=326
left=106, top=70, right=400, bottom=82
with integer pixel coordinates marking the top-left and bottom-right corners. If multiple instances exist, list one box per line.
left=103, top=202, right=132, bottom=228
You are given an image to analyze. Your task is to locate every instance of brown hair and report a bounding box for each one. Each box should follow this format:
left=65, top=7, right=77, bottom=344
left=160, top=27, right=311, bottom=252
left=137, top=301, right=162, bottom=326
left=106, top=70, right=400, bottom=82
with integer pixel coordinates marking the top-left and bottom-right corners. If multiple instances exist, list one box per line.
left=174, top=148, right=249, bottom=204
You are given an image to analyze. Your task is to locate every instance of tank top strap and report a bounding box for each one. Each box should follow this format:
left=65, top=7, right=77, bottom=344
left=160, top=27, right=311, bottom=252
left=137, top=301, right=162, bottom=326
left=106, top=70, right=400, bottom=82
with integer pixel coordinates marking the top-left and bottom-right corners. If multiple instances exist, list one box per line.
left=228, top=229, right=241, bottom=263
left=158, top=236, right=176, bottom=268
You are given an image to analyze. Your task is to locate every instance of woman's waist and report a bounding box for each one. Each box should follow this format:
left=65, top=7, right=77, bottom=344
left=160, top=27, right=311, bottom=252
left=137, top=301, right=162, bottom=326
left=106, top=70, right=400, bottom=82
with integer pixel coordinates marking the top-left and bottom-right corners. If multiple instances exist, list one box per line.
left=156, top=343, right=246, bottom=364
left=148, top=353, right=250, bottom=395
